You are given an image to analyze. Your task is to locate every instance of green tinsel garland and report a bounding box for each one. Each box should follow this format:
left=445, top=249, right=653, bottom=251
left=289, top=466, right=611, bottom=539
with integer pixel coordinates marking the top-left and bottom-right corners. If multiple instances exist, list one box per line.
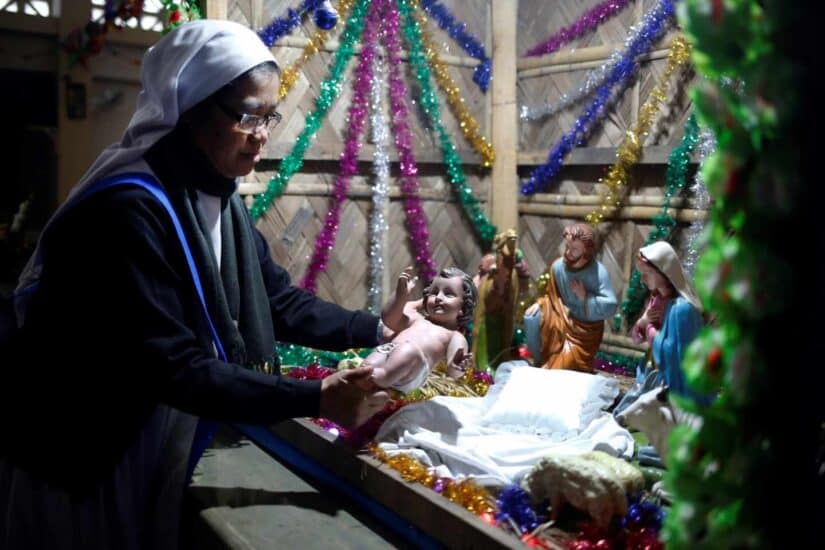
left=277, top=343, right=372, bottom=368
left=249, top=0, right=370, bottom=221
left=618, top=113, right=700, bottom=326
left=396, top=0, right=496, bottom=245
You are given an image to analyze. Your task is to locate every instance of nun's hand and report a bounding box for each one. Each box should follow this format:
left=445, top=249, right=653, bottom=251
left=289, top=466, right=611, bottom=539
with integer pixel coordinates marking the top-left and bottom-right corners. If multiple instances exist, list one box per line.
left=319, top=366, right=389, bottom=429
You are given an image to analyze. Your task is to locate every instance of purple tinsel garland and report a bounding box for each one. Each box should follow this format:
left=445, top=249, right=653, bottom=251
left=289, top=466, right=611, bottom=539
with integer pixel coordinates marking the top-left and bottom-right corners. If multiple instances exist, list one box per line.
left=300, top=0, right=380, bottom=291
left=380, top=0, right=436, bottom=281
left=524, top=0, right=634, bottom=57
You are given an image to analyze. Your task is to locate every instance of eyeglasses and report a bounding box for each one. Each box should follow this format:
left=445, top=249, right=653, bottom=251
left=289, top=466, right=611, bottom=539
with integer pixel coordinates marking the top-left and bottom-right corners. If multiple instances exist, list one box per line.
left=214, top=100, right=282, bottom=134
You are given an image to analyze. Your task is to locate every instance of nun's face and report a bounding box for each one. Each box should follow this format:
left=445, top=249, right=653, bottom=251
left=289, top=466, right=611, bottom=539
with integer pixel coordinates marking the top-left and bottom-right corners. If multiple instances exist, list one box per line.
left=191, top=71, right=280, bottom=178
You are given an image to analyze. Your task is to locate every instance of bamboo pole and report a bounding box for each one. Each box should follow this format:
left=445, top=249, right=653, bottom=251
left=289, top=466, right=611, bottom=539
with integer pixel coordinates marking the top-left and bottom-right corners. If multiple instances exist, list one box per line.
left=250, top=0, right=263, bottom=29
left=516, top=38, right=675, bottom=71
left=518, top=203, right=708, bottom=222
left=620, top=220, right=636, bottom=333
left=237, top=181, right=474, bottom=202
left=524, top=194, right=708, bottom=209
left=490, top=0, right=519, bottom=233
left=202, top=0, right=228, bottom=20
left=518, top=145, right=699, bottom=166
left=518, top=49, right=670, bottom=79
left=603, top=332, right=645, bottom=350
left=600, top=343, right=645, bottom=358
left=272, top=36, right=479, bottom=69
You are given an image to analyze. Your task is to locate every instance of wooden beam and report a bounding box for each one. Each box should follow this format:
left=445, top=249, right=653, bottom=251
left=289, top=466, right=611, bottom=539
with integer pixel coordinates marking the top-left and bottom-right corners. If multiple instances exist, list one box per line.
left=490, top=0, right=518, bottom=233
left=0, top=11, right=57, bottom=35
left=265, top=420, right=527, bottom=549
left=518, top=145, right=699, bottom=166
left=106, top=27, right=161, bottom=48
left=519, top=203, right=708, bottom=223
left=57, top=1, right=92, bottom=203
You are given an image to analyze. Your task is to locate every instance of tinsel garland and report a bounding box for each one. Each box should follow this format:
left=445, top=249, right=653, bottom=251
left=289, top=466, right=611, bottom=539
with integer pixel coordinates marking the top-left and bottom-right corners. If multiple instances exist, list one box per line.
left=381, top=0, right=437, bottom=281
left=412, top=6, right=495, bottom=168
left=258, top=0, right=325, bottom=47
left=61, top=0, right=145, bottom=68
left=566, top=497, right=665, bottom=549
left=279, top=0, right=353, bottom=100
left=367, top=54, right=390, bottom=314
left=249, top=0, right=369, bottom=221
left=618, top=112, right=700, bottom=323
left=520, top=0, right=675, bottom=122
left=583, top=36, right=692, bottom=225
left=369, top=444, right=497, bottom=516
left=419, top=0, right=491, bottom=93
left=524, top=0, right=634, bottom=58
left=277, top=343, right=370, bottom=368
left=299, top=1, right=379, bottom=292
left=520, top=0, right=678, bottom=195
left=159, top=0, right=201, bottom=34
left=495, top=485, right=541, bottom=535
left=396, top=0, right=497, bottom=245
left=593, top=351, right=640, bottom=377
left=679, top=126, right=715, bottom=276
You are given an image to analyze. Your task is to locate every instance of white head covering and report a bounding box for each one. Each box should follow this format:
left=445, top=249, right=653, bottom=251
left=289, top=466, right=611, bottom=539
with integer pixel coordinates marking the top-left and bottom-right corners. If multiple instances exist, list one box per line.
left=18, top=19, right=275, bottom=291
left=639, top=241, right=703, bottom=312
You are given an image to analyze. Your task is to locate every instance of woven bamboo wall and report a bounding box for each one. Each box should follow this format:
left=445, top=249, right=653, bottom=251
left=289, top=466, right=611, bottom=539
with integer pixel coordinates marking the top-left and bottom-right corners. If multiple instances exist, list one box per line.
left=231, top=0, right=491, bottom=310
left=228, top=0, right=702, bottom=354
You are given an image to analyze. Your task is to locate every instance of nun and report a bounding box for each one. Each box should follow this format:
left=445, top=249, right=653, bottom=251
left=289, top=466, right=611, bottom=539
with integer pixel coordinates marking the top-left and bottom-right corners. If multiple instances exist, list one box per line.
left=0, top=19, right=389, bottom=549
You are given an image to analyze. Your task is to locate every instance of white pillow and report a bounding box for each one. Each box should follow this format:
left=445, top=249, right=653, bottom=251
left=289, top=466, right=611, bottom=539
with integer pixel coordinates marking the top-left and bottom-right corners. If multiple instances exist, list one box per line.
left=479, top=366, right=620, bottom=439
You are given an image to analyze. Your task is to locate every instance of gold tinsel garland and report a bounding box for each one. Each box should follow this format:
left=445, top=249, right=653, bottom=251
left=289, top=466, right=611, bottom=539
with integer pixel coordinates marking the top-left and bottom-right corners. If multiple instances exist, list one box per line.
left=411, top=2, right=495, bottom=168
left=278, top=0, right=354, bottom=100
left=584, top=35, right=691, bottom=224
left=415, top=366, right=492, bottom=398
left=369, top=443, right=497, bottom=516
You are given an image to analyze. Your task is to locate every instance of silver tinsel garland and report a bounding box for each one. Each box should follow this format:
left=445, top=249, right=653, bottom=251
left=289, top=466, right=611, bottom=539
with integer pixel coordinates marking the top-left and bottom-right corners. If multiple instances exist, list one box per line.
left=680, top=126, right=716, bottom=276
left=367, top=53, right=391, bottom=314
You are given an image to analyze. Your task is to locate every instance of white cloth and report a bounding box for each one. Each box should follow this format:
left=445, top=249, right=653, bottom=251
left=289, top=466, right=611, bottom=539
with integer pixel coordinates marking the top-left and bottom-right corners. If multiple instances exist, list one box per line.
left=375, top=384, right=634, bottom=488
left=4, top=20, right=274, bottom=550
left=375, top=360, right=633, bottom=487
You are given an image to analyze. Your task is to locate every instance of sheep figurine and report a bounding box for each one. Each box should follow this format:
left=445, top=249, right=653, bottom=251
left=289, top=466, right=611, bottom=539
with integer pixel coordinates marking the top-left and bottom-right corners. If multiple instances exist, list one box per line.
left=520, top=451, right=644, bottom=529
left=615, top=385, right=701, bottom=463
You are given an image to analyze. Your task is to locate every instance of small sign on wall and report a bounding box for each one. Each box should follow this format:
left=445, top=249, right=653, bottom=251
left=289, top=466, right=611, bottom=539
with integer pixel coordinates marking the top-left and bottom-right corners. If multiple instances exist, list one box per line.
left=64, top=77, right=86, bottom=120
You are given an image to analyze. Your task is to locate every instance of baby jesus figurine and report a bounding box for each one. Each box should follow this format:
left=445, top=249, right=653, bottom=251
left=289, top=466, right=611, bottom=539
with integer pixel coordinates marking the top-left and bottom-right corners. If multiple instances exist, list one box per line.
left=364, top=267, right=478, bottom=393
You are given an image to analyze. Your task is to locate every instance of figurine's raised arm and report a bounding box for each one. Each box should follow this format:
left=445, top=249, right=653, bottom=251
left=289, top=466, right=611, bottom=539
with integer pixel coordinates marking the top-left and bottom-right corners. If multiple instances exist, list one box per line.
left=381, top=266, right=418, bottom=333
